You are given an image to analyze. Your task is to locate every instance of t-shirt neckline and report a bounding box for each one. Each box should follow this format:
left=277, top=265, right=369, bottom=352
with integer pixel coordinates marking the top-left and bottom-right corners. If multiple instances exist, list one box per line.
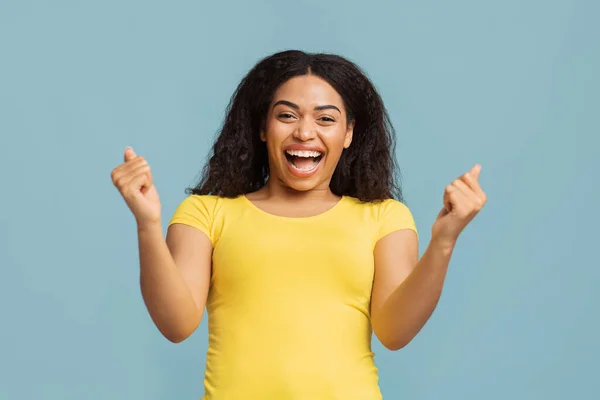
left=240, top=194, right=347, bottom=221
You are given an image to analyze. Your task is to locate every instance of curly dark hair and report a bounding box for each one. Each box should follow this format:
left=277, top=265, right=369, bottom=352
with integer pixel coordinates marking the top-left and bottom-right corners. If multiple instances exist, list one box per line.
left=186, top=50, right=403, bottom=203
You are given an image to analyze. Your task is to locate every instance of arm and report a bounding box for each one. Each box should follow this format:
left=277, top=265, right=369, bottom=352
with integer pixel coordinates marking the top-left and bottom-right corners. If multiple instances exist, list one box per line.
left=111, top=147, right=212, bottom=343
left=371, top=230, right=452, bottom=350
left=138, top=221, right=212, bottom=343
left=371, top=164, right=486, bottom=350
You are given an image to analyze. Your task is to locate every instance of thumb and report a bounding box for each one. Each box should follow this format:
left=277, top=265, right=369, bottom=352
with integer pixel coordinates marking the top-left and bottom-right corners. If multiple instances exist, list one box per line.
left=471, top=163, right=482, bottom=180
left=124, top=146, right=137, bottom=162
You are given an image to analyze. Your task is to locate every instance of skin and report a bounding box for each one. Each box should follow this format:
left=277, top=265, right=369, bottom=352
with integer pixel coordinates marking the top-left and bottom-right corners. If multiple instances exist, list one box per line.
left=371, top=165, right=486, bottom=349
left=247, top=75, right=354, bottom=216
left=110, top=150, right=209, bottom=342
left=110, top=74, right=487, bottom=347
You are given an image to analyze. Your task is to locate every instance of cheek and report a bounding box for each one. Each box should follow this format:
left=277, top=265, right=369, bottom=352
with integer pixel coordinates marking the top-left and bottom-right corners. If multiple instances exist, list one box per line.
left=264, top=123, right=290, bottom=161
left=265, top=120, right=293, bottom=141
left=324, top=131, right=349, bottom=157
left=264, top=126, right=282, bottom=146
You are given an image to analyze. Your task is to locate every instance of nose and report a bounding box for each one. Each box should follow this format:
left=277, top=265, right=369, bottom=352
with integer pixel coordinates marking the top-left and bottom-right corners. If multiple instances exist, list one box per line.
left=293, top=118, right=317, bottom=142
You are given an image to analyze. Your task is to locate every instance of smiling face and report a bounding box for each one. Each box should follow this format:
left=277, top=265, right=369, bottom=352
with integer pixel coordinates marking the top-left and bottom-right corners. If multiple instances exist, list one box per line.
left=260, top=74, right=354, bottom=194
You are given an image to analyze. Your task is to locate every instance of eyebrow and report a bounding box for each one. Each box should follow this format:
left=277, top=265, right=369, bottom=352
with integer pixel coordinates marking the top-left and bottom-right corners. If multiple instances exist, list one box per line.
left=273, top=100, right=341, bottom=114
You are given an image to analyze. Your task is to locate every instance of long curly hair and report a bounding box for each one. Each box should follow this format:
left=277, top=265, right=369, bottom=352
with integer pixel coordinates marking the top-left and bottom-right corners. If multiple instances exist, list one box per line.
left=186, top=50, right=403, bottom=203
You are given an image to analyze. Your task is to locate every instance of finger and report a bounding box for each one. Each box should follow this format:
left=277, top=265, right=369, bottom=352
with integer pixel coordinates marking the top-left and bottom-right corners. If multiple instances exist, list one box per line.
left=139, top=166, right=153, bottom=194
left=123, top=173, right=151, bottom=199
left=452, top=179, right=484, bottom=213
left=121, top=168, right=152, bottom=198
left=131, top=170, right=152, bottom=192
left=460, top=171, right=486, bottom=203
left=451, top=178, right=478, bottom=204
left=111, top=157, right=148, bottom=183
left=113, top=163, right=151, bottom=191
left=470, top=164, right=481, bottom=181
left=443, top=187, right=452, bottom=212
left=124, top=156, right=147, bottom=170
left=445, top=184, right=473, bottom=216
left=124, top=147, right=137, bottom=162
left=122, top=164, right=152, bottom=188
left=444, top=184, right=471, bottom=212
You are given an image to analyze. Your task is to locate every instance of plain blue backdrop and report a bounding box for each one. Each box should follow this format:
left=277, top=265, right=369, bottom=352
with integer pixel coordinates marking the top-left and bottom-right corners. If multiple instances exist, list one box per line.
left=1, top=0, right=597, bottom=399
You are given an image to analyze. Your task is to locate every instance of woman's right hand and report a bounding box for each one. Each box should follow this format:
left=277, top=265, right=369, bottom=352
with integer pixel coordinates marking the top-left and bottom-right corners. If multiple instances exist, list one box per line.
left=111, top=147, right=162, bottom=227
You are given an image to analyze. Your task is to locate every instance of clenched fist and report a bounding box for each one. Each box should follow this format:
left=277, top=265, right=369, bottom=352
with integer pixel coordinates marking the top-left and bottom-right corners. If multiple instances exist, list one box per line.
left=432, top=164, right=487, bottom=246
left=111, top=147, right=161, bottom=226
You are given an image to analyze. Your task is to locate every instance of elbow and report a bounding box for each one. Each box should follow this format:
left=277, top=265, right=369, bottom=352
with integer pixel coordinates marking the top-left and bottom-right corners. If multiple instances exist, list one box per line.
left=154, top=312, right=203, bottom=344
left=381, top=338, right=410, bottom=351
left=163, top=329, right=192, bottom=344
left=159, top=320, right=200, bottom=344
left=165, top=332, right=187, bottom=343
left=374, top=325, right=413, bottom=351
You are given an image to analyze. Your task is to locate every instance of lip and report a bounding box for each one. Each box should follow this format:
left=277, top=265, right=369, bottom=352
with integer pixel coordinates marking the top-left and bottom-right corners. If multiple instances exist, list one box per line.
left=283, top=144, right=326, bottom=153
left=282, top=144, right=326, bottom=178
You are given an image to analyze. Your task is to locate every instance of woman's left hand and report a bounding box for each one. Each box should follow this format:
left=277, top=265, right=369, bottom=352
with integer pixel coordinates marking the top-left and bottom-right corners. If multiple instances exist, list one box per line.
left=431, top=164, right=487, bottom=248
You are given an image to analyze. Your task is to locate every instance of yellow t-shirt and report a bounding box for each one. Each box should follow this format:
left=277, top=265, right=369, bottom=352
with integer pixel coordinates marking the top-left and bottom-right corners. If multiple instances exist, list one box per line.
left=168, top=194, right=417, bottom=400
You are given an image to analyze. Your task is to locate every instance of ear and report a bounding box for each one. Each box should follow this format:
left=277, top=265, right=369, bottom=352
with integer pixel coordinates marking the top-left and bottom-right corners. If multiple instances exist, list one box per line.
left=259, top=118, right=268, bottom=142
left=343, top=120, right=355, bottom=149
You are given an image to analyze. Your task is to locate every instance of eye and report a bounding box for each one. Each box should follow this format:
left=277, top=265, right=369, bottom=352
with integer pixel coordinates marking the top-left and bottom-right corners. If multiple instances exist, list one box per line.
left=319, top=116, right=336, bottom=123
left=278, top=112, right=296, bottom=120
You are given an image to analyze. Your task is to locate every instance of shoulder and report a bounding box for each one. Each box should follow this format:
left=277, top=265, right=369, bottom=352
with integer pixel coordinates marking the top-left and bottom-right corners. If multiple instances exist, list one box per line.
left=168, top=194, right=241, bottom=233
left=376, top=198, right=413, bottom=220
left=174, top=194, right=222, bottom=209
left=172, top=194, right=243, bottom=213
left=343, top=197, right=417, bottom=240
left=343, top=196, right=413, bottom=220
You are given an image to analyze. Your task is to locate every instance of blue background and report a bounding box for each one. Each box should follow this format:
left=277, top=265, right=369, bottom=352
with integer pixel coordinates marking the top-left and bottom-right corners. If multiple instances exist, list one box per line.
left=1, top=0, right=597, bottom=399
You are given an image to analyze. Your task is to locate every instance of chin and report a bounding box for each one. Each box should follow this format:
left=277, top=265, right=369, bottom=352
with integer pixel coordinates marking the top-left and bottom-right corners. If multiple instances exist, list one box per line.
left=282, top=177, right=324, bottom=192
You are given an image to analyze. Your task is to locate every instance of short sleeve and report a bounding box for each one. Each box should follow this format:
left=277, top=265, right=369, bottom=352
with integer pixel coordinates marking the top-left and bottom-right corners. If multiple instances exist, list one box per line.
left=376, top=199, right=418, bottom=241
left=168, top=195, right=219, bottom=244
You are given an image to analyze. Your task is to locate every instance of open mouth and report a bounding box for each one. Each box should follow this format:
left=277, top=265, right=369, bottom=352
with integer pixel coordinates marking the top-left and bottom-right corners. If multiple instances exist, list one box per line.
left=284, top=149, right=324, bottom=173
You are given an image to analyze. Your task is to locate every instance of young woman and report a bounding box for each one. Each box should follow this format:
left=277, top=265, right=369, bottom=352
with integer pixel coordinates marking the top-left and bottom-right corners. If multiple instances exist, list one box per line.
left=111, top=50, right=486, bottom=399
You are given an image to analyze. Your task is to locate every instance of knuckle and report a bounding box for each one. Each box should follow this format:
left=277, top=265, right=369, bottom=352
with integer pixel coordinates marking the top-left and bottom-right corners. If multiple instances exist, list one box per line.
left=111, top=165, right=123, bottom=177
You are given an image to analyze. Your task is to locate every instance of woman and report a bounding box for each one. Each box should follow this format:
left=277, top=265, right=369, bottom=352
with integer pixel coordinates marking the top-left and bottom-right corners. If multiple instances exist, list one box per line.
left=111, top=50, right=486, bottom=399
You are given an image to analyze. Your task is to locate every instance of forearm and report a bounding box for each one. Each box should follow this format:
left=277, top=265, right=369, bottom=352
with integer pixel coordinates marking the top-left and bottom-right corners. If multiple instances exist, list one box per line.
left=137, top=222, right=201, bottom=342
left=376, top=238, right=455, bottom=350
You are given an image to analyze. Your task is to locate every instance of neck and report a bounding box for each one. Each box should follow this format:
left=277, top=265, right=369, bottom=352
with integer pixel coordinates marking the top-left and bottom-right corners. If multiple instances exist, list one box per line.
left=260, top=178, right=339, bottom=203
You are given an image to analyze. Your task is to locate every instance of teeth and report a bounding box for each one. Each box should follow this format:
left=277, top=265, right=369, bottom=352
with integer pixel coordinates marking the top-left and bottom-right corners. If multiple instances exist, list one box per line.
left=286, top=149, right=322, bottom=158
left=290, top=163, right=319, bottom=172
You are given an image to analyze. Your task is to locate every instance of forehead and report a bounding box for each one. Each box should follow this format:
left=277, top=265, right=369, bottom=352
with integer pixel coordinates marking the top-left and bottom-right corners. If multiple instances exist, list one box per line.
left=272, top=75, right=344, bottom=109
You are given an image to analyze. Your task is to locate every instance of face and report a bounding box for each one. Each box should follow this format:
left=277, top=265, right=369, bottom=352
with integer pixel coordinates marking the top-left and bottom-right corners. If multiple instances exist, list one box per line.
left=260, top=75, right=354, bottom=193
